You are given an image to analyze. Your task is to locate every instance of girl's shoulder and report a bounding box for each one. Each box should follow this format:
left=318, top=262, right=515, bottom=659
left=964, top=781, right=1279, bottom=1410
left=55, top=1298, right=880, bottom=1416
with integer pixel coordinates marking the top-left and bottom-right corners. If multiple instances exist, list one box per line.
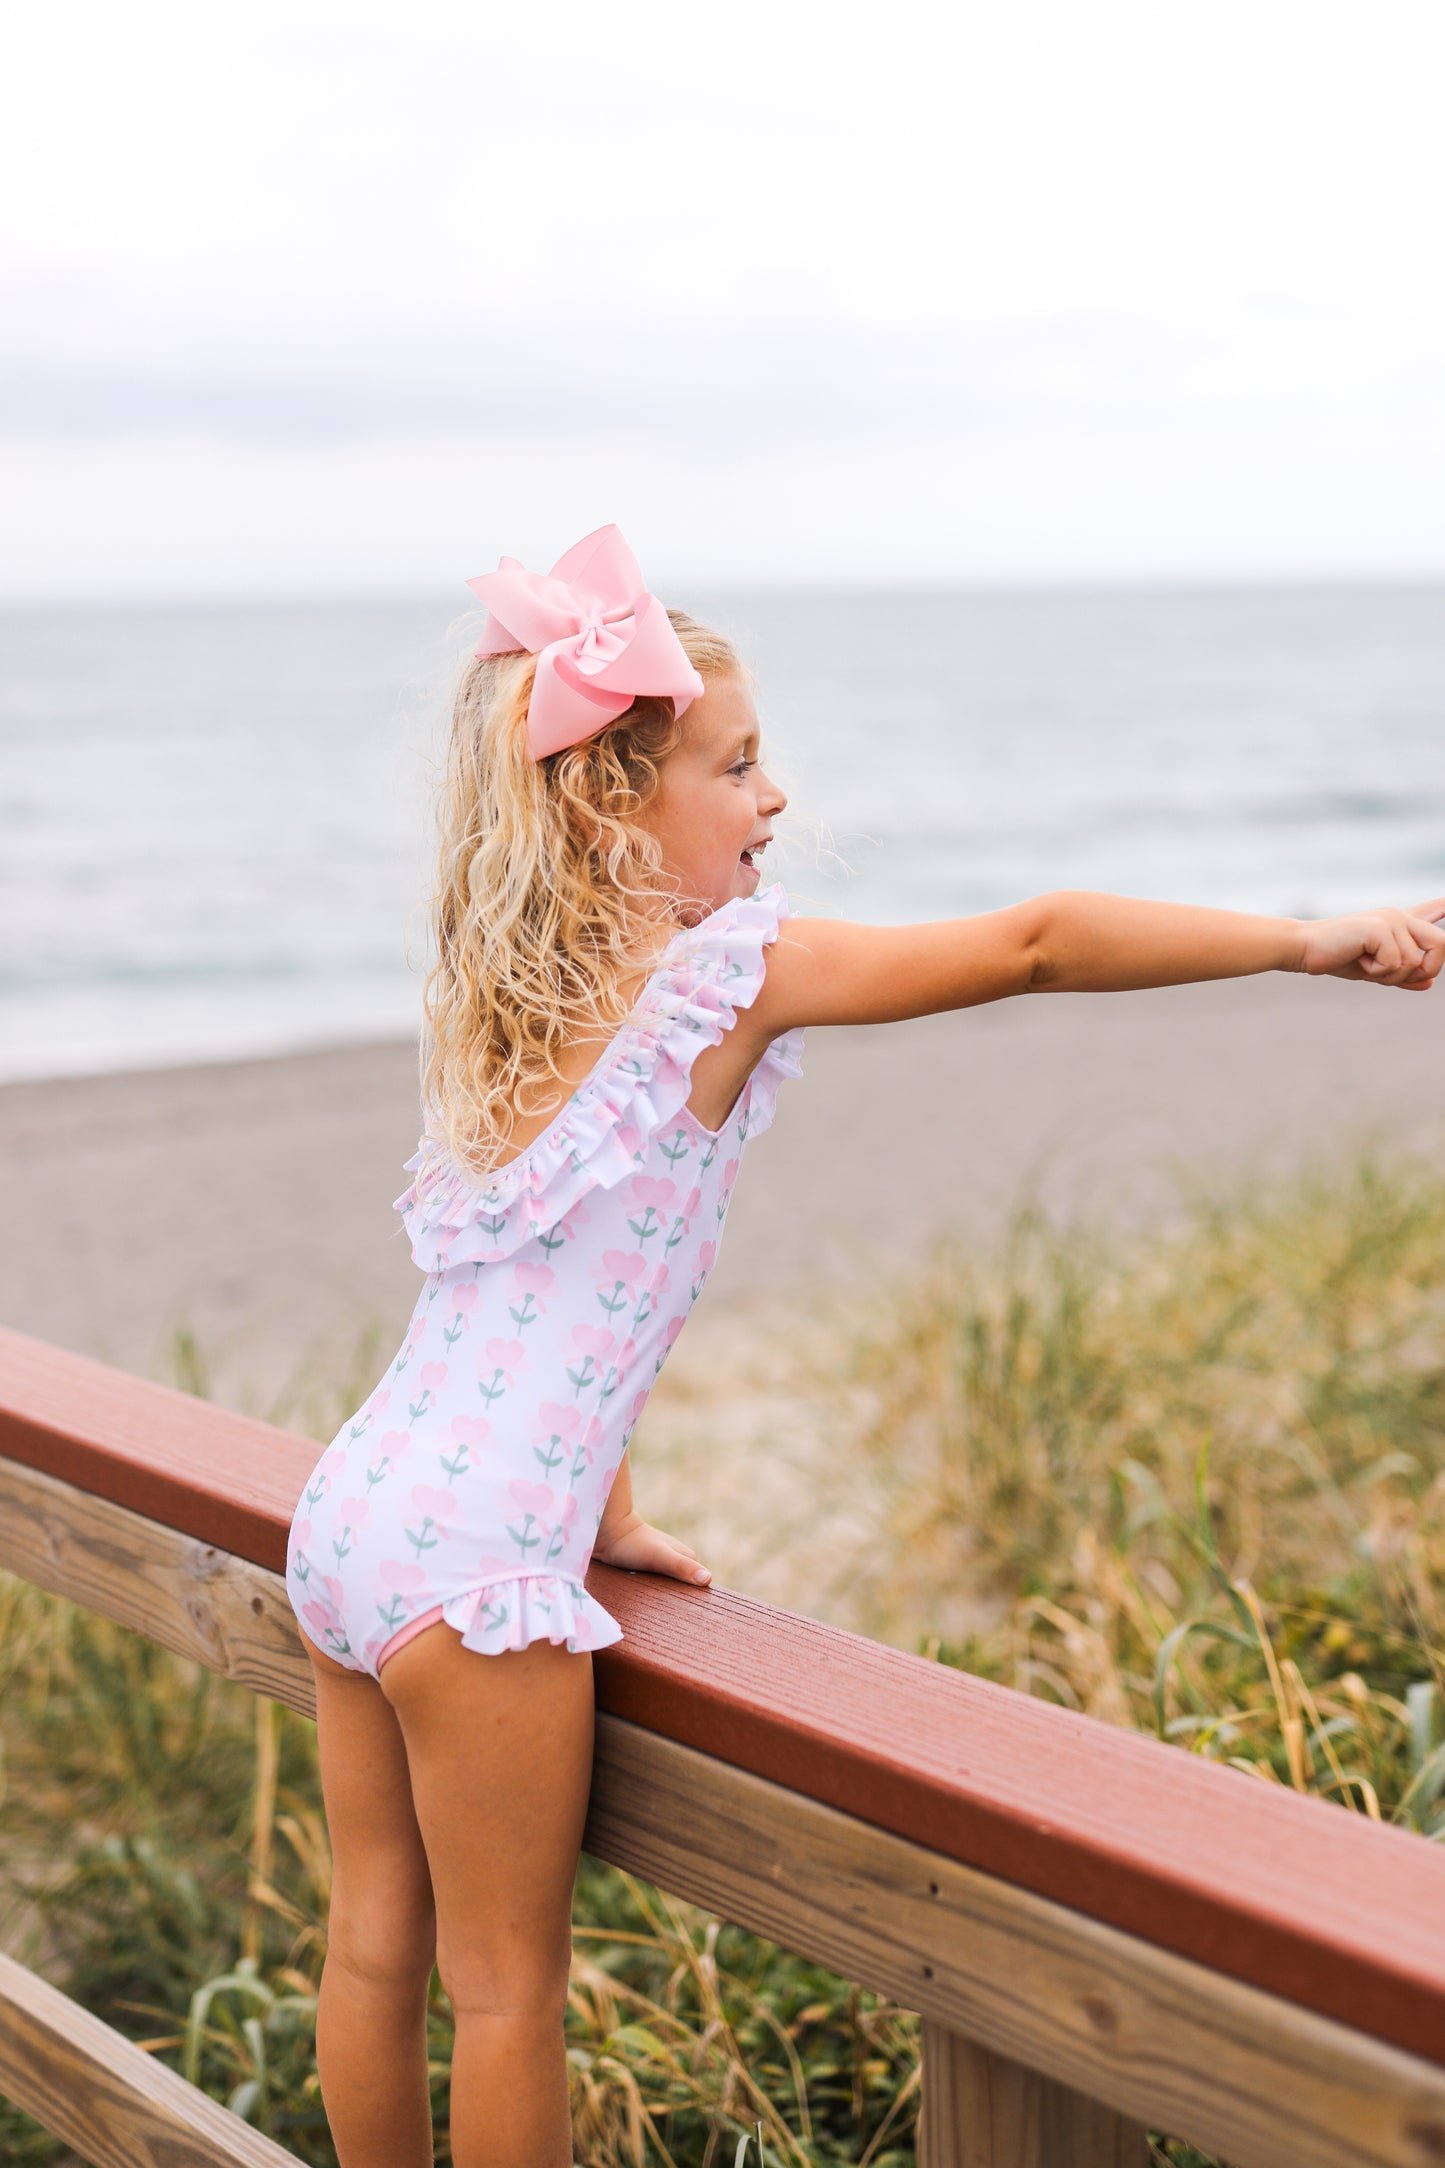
left=393, top=882, right=803, bottom=1271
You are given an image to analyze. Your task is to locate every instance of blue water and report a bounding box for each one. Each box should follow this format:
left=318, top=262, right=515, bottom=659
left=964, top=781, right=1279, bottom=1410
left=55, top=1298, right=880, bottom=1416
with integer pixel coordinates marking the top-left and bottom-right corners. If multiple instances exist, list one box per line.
left=2, top=585, right=1442, bottom=1083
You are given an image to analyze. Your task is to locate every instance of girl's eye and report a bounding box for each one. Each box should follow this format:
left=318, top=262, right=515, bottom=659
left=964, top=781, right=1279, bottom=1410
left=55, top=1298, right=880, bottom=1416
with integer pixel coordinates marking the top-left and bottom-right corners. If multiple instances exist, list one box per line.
left=730, top=758, right=755, bottom=777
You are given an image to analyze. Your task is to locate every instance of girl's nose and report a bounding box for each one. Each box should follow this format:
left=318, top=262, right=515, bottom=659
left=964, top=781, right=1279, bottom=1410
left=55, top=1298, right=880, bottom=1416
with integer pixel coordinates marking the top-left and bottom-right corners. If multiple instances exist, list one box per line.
left=761, top=767, right=788, bottom=813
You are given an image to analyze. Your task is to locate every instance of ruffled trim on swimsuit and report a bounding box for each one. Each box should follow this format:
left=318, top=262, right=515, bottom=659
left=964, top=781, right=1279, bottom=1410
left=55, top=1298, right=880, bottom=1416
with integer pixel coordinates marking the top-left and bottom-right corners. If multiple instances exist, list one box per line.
left=393, top=880, right=803, bottom=1270
left=440, top=1572, right=622, bottom=1656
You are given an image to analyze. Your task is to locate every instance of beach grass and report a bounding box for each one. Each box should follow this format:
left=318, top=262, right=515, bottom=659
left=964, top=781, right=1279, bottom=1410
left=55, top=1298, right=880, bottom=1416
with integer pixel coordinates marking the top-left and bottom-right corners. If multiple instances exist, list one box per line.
left=2, top=1147, right=1443, bottom=2164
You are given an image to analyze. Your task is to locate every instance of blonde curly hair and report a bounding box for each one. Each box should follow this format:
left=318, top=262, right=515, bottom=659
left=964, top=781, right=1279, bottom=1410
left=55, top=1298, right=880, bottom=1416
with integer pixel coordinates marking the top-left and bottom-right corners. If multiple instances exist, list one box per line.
left=415, top=609, right=744, bottom=1189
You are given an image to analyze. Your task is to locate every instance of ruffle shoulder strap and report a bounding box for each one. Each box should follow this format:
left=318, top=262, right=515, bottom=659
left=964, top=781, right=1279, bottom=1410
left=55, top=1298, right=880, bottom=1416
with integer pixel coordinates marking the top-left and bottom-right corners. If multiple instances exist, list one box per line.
left=393, top=880, right=803, bottom=1270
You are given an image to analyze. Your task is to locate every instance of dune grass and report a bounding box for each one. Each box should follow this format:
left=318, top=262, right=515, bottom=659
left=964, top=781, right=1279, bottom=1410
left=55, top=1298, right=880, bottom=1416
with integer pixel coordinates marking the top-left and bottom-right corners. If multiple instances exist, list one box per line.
left=2, top=1148, right=1443, bottom=2164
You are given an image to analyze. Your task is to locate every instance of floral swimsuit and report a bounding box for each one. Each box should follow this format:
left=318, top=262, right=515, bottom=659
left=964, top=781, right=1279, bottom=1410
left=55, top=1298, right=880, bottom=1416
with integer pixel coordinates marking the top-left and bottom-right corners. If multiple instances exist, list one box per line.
left=284, top=881, right=804, bottom=1679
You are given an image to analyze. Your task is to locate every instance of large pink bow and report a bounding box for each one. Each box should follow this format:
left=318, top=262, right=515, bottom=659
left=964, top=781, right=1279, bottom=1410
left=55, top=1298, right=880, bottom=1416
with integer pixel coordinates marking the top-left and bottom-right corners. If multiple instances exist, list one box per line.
left=466, top=524, right=706, bottom=760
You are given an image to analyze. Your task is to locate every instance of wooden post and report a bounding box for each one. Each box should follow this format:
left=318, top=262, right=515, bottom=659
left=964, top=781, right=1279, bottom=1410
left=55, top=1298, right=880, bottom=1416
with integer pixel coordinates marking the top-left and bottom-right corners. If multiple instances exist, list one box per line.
left=919, top=2021, right=1151, bottom=2168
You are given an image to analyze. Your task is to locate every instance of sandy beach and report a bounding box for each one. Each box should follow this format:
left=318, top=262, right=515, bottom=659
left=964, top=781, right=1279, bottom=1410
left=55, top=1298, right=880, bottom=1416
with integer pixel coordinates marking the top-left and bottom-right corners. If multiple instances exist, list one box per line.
left=4, top=969, right=1442, bottom=1425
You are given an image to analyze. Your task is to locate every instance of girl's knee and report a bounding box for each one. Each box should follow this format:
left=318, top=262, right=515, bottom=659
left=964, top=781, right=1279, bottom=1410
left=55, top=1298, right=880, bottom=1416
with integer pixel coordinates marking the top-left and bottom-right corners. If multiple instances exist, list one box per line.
left=437, top=1921, right=572, bottom=2023
left=328, top=1891, right=438, bottom=1995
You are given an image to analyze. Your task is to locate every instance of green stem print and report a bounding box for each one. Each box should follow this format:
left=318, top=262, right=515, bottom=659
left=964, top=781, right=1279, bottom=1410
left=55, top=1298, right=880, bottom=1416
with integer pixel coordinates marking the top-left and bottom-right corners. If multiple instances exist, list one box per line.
left=478, top=1368, right=508, bottom=1404
left=509, top=1292, right=540, bottom=1329
left=507, top=1512, right=542, bottom=1557
left=537, top=1224, right=568, bottom=1254
left=658, top=1128, right=692, bottom=1165
left=408, top=1389, right=432, bottom=1422
left=627, top=1205, right=660, bottom=1243
left=443, top=1312, right=466, bottom=1347
left=364, top=1455, right=392, bottom=1491
left=439, top=1444, right=472, bottom=1482
left=664, top=1214, right=687, bottom=1254
left=596, top=1279, right=629, bottom=1317
left=376, top=1594, right=409, bottom=1633
left=304, top=1477, right=326, bottom=1511
left=566, top=1355, right=596, bottom=1395
left=481, top=1597, right=509, bottom=1631
left=404, top=1515, right=440, bottom=1558
left=533, top=1436, right=565, bottom=1475
left=331, top=1526, right=353, bottom=1565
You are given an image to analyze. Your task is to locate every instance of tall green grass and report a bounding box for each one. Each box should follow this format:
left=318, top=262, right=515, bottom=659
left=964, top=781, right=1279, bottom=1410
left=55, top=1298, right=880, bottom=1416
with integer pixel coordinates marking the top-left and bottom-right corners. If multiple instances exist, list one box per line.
left=2, top=1149, right=1443, bottom=2164
left=802, top=1153, right=1445, bottom=1828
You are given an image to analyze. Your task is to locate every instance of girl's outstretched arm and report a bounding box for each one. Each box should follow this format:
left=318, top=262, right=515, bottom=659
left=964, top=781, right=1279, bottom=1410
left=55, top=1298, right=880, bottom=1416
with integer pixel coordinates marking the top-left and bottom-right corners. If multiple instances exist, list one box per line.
left=748, top=890, right=1445, bottom=1035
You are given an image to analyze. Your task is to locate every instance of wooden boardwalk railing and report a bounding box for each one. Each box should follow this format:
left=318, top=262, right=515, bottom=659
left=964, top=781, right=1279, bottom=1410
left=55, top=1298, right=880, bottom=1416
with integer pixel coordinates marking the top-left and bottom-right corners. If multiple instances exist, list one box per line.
left=1, top=1321, right=1444, bottom=2167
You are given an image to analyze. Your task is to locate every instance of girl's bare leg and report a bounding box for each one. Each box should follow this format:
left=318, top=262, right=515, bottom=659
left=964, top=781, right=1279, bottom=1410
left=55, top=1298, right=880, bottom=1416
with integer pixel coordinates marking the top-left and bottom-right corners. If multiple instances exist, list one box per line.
left=378, top=1623, right=595, bottom=2168
left=301, top=1629, right=439, bottom=2168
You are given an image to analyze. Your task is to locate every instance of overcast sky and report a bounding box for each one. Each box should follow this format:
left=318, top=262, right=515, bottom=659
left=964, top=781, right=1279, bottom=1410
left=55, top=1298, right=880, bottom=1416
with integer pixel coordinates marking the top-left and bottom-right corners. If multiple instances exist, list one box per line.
left=3, top=0, right=1444, bottom=598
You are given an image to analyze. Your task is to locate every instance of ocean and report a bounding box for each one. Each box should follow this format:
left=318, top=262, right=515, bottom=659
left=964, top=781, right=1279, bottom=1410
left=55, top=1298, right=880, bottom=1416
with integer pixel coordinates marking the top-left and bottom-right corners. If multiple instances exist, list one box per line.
left=3, top=584, right=1442, bottom=1084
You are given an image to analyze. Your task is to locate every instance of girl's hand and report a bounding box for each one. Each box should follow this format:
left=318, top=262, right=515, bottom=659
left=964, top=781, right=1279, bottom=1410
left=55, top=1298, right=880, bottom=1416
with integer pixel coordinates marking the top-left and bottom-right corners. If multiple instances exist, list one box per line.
left=594, top=1509, right=712, bottom=1587
left=1297, top=899, right=1445, bottom=989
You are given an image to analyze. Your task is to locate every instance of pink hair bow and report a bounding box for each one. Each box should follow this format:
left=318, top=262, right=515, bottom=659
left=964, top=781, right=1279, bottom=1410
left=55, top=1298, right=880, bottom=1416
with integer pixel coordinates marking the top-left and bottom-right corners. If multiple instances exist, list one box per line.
left=466, top=523, right=706, bottom=760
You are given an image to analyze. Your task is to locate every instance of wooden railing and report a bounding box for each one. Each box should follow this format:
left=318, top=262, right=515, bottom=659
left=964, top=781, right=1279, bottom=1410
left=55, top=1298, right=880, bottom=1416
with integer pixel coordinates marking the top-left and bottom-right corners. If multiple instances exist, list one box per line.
left=1, top=1320, right=1444, bottom=2168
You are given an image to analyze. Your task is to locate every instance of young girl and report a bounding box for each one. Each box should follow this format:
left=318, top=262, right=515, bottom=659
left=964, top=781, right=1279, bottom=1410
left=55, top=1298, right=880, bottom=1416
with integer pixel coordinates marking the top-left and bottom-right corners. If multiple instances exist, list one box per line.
left=285, top=523, right=1443, bottom=2168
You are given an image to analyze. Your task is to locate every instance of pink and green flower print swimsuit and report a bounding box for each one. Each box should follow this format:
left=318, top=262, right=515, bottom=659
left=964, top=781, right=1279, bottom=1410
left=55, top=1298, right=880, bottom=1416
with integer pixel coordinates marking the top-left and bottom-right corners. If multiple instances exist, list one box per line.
left=284, top=882, right=804, bottom=1679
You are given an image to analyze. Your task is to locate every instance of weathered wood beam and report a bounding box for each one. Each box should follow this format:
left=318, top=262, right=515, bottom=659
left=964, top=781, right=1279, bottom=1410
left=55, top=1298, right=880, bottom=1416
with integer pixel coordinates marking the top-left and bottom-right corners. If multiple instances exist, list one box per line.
left=0, top=1949, right=300, bottom=2167
left=4, top=1457, right=1444, bottom=2168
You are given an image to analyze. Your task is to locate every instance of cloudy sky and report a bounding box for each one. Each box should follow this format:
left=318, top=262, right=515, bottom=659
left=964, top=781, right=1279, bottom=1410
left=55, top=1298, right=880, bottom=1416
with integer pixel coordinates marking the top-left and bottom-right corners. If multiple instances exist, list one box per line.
left=3, top=0, right=1443, bottom=597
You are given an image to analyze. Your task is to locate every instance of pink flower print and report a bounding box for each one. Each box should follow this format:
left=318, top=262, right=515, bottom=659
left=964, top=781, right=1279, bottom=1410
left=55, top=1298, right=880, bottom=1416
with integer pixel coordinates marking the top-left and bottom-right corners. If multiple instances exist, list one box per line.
left=365, top=1430, right=408, bottom=1492
left=329, top=1501, right=368, bottom=1565
left=594, top=1249, right=645, bottom=1319
left=599, top=1335, right=637, bottom=1405
left=291, top=1517, right=313, bottom=1551
left=569, top=1323, right=615, bottom=1359
left=508, top=1260, right=554, bottom=1330
left=442, top=1281, right=478, bottom=1345
left=691, top=1241, right=716, bottom=1299
left=393, top=1315, right=427, bottom=1378
left=649, top=1261, right=670, bottom=1296
left=317, top=1448, right=347, bottom=1481
left=566, top=1410, right=603, bottom=1481
left=320, top=1573, right=348, bottom=1611
left=545, top=1489, right=580, bottom=1564
left=477, top=1335, right=526, bottom=1406
left=301, top=1596, right=351, bottom=1657
left=373, top=1557, right=429, bottom=1635
left=506, top=1477, right=554, bottom=1562
left=441, top=1413, right=489, bottom=1483
left=376, top=1559, right=429, bottom=1598
left=565, top=1322, right=614, bottom=1396
left=666, top=1313, right=685, bottom=1347
left=408, top=1359, right=448, bottom=1423
left=681, top=1186, right=702, bottom=1217
left=532, top=1401, right=579, bottom=1477
left=616, top=1120, right=644, bottom=1160
left=404, top=1484, right=456, bottom=1561
left=627, top=1174, right=675, bottom=1246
